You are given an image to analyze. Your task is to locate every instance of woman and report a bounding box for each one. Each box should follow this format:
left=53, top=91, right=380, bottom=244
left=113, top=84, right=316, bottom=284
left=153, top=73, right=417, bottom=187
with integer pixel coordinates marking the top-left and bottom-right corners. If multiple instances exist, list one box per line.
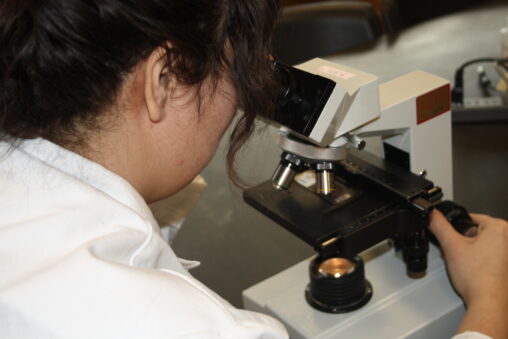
left=0, top=1, right=286, bottom=338
left=0, top=0, right=506, bottom=338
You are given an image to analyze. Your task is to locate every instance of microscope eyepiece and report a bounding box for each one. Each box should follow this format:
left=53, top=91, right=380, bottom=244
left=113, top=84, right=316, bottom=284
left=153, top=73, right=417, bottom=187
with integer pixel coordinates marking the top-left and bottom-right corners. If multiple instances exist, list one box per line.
left=272, top=62, right=336, bottom=138
left=275, top=62, right=295, bottom=106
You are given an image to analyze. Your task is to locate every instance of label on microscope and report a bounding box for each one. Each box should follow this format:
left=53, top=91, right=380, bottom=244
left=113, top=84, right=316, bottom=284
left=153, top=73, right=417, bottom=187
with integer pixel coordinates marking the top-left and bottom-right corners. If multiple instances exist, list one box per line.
left=318, top=66, right=356, bottom=80
left=416, top=84, right=451, bottom=124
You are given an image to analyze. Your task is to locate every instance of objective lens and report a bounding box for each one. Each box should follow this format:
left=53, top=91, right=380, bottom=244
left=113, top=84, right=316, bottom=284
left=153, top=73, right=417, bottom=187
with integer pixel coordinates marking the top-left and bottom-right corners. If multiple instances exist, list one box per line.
left=316, top=170, right=335, bottom=195
left=272, top=152, right=304, bottom=191
left=272, top=161, right=297, bottom=191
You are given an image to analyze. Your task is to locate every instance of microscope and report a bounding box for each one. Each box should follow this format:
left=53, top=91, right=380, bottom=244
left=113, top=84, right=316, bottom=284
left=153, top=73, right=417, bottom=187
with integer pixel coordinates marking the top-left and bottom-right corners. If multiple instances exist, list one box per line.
left=242, top=59, right=476, bottom=338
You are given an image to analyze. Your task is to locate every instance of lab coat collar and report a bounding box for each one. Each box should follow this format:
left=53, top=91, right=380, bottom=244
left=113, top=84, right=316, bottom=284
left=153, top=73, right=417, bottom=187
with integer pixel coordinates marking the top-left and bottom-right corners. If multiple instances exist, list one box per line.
left=15, top=138, right=158, bottom=229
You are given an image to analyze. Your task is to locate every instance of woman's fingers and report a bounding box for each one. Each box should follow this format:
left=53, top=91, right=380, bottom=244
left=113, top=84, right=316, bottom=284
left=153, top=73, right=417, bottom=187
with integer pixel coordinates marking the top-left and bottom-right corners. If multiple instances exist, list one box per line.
left=469, top=213, right=492, bottom=226
left=428, top=209, right=465, bottom=251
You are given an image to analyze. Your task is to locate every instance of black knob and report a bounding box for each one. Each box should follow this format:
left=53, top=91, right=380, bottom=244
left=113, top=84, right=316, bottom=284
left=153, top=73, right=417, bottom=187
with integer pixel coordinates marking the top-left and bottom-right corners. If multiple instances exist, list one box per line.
left=435, top=201, right=478, bottom=237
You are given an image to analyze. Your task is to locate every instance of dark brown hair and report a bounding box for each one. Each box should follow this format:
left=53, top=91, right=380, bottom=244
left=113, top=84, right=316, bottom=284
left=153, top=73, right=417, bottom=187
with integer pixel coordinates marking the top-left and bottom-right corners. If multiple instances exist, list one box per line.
left=0, top=0, right=280, bottom=185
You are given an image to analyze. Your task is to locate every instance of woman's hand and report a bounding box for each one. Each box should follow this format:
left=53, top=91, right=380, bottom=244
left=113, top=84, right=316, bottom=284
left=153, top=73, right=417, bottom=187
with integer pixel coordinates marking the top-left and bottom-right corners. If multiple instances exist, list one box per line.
left=428, top=210, right=508, bottom=337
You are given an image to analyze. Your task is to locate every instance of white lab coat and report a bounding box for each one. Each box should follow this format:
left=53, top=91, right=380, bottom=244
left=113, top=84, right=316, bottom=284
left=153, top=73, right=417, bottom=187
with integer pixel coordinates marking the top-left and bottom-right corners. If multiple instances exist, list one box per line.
left=0, top=138, right=288, bottom=339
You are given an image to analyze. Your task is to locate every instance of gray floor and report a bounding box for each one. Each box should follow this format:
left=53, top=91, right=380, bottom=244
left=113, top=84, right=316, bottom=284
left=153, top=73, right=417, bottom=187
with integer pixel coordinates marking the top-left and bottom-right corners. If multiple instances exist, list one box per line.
left=173, top=0, right=508, bottom=308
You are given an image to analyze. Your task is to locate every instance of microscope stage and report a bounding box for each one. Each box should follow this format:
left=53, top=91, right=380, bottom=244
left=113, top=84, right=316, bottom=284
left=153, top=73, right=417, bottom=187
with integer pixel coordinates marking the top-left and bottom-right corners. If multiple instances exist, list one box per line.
left=244, top=151, right=435, bottom=256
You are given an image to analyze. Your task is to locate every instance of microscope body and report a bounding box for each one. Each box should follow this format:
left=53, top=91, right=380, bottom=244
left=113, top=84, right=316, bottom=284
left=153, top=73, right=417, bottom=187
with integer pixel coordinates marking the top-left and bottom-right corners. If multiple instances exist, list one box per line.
left=271, top=58, right=453, bottom=198
left=243, top=59, right=463, bottom=338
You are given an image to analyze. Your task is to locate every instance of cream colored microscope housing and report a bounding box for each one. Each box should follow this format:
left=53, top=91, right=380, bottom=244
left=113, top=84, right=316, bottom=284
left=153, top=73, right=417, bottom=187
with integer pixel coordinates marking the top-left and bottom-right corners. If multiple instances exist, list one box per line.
left=243, top=59, right=461, bottom=339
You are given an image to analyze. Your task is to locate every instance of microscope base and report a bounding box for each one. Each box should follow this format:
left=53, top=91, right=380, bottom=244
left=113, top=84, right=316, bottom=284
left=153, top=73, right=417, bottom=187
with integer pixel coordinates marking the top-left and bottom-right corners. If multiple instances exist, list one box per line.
left=243, top=243, right=464, bottom=339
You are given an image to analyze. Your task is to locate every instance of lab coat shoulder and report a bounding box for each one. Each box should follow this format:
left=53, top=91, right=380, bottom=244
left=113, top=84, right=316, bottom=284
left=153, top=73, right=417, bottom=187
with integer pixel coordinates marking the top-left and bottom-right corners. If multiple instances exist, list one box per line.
left=0, top=139, right=288, bottom=339
left=1, top=236, right=287, bottom=339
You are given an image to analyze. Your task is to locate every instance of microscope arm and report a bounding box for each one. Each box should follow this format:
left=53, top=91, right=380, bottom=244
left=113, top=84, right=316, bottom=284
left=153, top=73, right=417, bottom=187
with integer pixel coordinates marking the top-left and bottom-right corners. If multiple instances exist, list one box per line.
left=348, top=70, right=453, bottom=199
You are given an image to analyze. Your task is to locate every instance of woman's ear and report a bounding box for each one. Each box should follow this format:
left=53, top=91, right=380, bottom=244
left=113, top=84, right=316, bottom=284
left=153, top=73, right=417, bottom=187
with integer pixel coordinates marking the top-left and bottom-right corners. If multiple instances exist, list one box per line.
left=144, top=47, right=172, bottom=123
